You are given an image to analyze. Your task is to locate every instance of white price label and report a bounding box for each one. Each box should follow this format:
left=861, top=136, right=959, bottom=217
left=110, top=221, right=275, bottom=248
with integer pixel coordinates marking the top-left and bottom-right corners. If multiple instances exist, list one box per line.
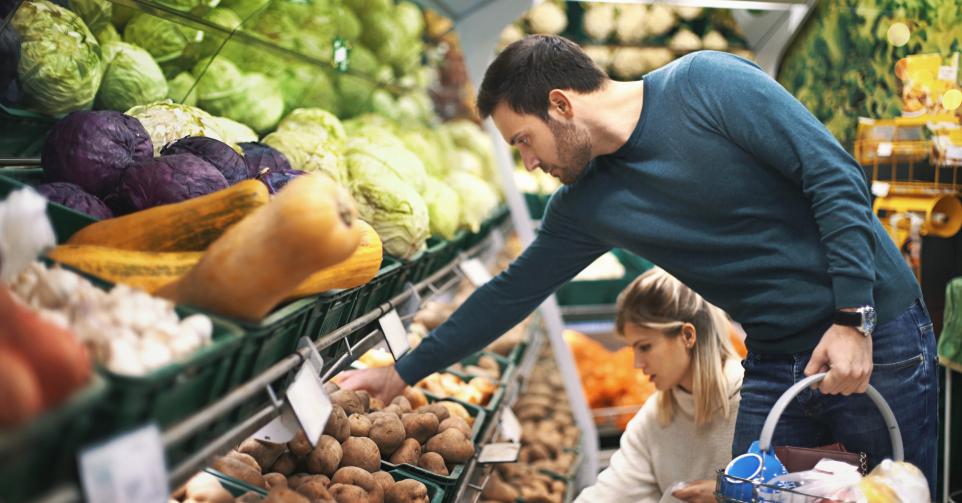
left=379, top=309, right=410, bottom=360
left=871, top=181, right=891, bottom=198
left=287, top=361, right=332, bottom=447
left=459, top=258, right=493, bottom=287
left=500, top=408, right=522, bottom=443
left=876, top=142, right=894, bottom=157
left=939, top=65, right=958, bottom=82
left=79, top=425, right=168, bottom=503
left=478, top=443, right=521, bottom=464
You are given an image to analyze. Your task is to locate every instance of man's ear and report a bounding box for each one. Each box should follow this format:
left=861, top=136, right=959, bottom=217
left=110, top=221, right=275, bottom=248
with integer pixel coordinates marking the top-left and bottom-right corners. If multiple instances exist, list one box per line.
left=548, top=89, right=574, bottom=120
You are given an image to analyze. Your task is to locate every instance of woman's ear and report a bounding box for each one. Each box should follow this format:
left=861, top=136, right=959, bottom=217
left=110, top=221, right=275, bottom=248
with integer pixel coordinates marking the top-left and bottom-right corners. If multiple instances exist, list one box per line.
left=682, top=323, right=697, bottom=349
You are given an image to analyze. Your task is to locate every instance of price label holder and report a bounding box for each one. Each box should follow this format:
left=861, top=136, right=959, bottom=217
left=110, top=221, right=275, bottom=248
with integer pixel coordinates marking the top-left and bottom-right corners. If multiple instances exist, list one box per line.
left=79, top=424, right=168, bottom=503
left=939, top=65, right=958, bottom=82
left=287, top=338, right=332, bottom=447
left=379, top=308, right=410, bottom=360
left=396, top=282, right=422, bottom=322
left=499, top=407, right=522, bottom=444
left=459, top=258, right=492, bottom=287
left=333, top=37, right=351, bottom=73
left=877, top=142, right=894, bottom=157
left=478, top=443, right=521, bottom=464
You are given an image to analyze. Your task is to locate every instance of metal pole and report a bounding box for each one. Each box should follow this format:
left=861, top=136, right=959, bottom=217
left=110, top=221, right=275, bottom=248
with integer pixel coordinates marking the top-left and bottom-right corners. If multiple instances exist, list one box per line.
left=946, top=368, right=952, bottom=503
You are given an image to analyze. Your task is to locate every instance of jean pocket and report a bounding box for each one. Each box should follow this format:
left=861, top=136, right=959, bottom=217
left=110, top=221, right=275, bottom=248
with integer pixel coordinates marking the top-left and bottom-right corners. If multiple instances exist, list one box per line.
left=873, top=353, right=923, bottom=372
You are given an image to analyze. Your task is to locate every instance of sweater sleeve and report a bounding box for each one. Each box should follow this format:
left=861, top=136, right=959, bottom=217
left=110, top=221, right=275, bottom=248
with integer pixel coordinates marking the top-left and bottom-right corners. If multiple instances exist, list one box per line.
left=395, top=197, right=608, bottom=384
left=684, top=52, right=877, bottom=310
left=575, top=401, right=662, bottom=503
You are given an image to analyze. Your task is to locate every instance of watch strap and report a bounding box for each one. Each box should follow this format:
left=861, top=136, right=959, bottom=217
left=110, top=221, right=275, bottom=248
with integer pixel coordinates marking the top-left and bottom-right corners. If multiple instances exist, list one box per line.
left=833, top=310, right=862, bottom=327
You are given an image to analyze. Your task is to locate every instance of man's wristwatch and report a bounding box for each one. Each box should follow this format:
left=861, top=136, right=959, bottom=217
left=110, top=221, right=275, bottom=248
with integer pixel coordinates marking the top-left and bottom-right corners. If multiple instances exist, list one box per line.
left=834, top=305, right=877, bottom=337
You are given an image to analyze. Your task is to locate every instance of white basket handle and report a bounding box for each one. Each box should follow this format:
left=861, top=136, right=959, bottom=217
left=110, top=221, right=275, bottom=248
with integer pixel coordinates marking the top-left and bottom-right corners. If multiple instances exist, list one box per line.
left=757, top=372, right=904, bottom=461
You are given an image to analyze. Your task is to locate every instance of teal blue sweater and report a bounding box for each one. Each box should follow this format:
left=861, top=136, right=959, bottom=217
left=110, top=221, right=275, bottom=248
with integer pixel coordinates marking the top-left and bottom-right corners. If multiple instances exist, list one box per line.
left=396, top=51, right=920, bottom=384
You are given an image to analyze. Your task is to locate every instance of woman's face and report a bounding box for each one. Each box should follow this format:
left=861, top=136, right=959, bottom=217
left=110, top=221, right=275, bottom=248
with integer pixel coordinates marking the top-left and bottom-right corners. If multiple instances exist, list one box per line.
left=624, top=322, right=695, bottom=391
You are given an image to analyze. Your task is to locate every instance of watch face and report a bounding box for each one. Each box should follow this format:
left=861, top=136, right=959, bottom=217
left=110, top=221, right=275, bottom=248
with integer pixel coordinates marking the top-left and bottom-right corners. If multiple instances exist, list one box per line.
left=861, top=307, right=877, bottom=335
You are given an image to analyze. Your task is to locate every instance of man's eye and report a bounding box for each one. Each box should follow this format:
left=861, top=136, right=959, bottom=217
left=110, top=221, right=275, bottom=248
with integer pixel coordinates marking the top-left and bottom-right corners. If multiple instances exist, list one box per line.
left=638, top=344, right=651, bottom=352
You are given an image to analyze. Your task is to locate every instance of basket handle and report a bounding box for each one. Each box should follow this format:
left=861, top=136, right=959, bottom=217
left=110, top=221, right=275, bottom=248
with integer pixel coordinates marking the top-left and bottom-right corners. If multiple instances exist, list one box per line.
left=757, top=372, right=904, bottom=461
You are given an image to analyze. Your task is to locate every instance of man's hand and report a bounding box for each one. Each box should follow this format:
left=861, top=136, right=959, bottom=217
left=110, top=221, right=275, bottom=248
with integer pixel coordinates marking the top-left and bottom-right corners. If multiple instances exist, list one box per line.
left=671, top=479, right=715, bottom=503
left=337, top=365, right=408, bottom=404
left=803, top=323, right=872, bottom=395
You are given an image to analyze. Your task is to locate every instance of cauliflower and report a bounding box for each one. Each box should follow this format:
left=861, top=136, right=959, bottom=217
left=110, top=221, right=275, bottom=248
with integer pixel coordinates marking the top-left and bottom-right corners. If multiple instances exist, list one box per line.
left=639, top=47, right=675, bottom=71
left=645, top=4, right=676, bottom=37
left=583, top=3, right=615, bottom=41
left=669, top=28, right=702, bottom=52
left=498, top=23, right=525, bottom=51
left=527, top=1, right=567, bottom=35
left=610, top=47, right=648, bottom=80
left=702, top=30, right=729, bottom=51
left=583, top=45, right=612, bottom=72
left=673, top=6, right=702, bottom=21
left=615, top=4, right=647, bottom=44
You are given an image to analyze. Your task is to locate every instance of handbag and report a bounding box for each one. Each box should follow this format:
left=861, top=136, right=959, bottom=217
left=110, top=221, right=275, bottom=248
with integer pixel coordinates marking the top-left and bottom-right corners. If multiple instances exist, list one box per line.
left=774, top=442, right=868, bottom=475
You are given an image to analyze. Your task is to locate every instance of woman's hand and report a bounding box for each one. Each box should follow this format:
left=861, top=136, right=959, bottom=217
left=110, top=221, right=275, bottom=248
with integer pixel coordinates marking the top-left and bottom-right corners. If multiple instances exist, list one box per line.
left=671, top=479, right=715, bottom=503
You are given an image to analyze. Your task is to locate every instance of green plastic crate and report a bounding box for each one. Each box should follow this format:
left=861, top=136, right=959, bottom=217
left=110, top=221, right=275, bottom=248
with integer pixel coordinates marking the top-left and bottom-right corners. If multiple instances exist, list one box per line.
left=350, top=257, right=402, bottom=320
left=0, top=171, right=100, bottom=242
left=226, top=298, right=317, bottom=387
left=418, top=237, right=451, bottom=282
left=0, top=376, right=108, bottom=503
left=383, top=397, right=486, bottom=502
left=389, top=468, right=446, bottom=503
left=303, top=287, right=362, bottom=342
left=0, top=104, right=54, bottom=157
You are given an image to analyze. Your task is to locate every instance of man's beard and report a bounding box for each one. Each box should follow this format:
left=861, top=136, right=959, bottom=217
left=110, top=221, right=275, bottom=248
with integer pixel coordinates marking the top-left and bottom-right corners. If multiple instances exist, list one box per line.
left=543, top=118, right=592, bottom=185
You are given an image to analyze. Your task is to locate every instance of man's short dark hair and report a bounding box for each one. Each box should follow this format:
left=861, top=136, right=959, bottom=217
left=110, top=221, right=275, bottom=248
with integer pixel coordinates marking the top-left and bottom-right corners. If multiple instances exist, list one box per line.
left=477, top=35, right=607, bottom=120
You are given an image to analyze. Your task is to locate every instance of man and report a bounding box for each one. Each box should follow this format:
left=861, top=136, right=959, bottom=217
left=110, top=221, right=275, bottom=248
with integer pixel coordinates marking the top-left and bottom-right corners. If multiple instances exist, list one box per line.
left=341, top=35, right=937, bottom=494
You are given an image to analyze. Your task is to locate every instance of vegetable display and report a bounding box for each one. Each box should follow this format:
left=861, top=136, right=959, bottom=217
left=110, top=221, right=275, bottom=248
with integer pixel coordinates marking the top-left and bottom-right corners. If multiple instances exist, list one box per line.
left=95, top=41, right=168, bottom=112
left=35, top=182, right=113, bottom=219
left=118, top=153, right=229, bottom=212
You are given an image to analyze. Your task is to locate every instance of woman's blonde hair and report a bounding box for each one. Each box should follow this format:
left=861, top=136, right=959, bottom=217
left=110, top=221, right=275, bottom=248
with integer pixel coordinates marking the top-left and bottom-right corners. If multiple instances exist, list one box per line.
left=615, top=267, right=737, bottom=427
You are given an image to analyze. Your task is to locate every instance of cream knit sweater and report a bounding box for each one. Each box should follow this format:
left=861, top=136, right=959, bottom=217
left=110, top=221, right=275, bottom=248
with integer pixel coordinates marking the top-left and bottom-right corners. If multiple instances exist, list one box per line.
left=575, top=358, right=744, bottom=503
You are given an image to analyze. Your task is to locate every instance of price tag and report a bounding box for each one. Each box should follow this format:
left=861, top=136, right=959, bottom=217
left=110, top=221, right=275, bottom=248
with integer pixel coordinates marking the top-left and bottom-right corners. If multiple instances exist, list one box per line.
left=939, top=65, right=958, bottom=82
left=379, top=309, right=410, bottom=360
left=478, top=443, right=521, bottom=464
left=876, top=142, right=894, bottom=157
left=499, top=408, right=522, bottom=443
left=459, top=258, right=493, bottom=287
left=287, top=360, right=332, bottom=447
left=871, top=180, right=891, bottom=198
left=332, top=37, right=350, bottom=73
left=79, top=424, right=168, bottom=503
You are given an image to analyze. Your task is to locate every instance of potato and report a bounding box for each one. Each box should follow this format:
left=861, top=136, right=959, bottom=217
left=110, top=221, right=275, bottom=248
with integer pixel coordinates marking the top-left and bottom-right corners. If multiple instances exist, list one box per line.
left=438, top=416, right=471, bottom=437
left=239, top=438, right=285, bottom=470
left=323, top=382, right=340, bottom=394
left=184, top=472, right=223, bottom=496
left=225, top=450, right=260, bottom=471
left=390, top=396, right=413, bottom=414
left=306, top=435, right=342, bottom=476
left=355, top=390, right=371, bottom=413
left=415, top=403, right=449, bottom=423
left=425, top=429, right=475, bottom=465
left=385, top=479, right=429, bottom=503
left=324, top=405, right=351, bottom=443
left=329, top=483, right=369, bottom=503
left=403, top=387, right=428, bottom=410
left=330, top=389, right=365, bottom=416
left=482, top=472, right=519, bottom=502
left=270, top=451, right=298, bottom=476
left=183, top=472, right=233, bottom=503
left=286, top=473, right=311, bottom=489
left=340, top=436, right=381, bottom=472
left=477, top=355, right=501, bottom=377
left=372, top=471, right=395, bottom=495
left=382, top=404, right=404, bottom=418
left=389, top=438, right=421, bottom=465
left=369, top=397, right=385, bottom=411
left=349, top=413, right=372, bottom=437
left=332, top=466, right=384, bottom=503
left=288, top=430, right=313, bottom=458
left=369, top=412, right=406, bottom=457
left=437, top=401, right=472, bottom=425
left=417, top=452, right=448, bottom=476
left=402, top=413, right=439, bottom=445
left=264, top=487, right=310, bottom=503
left=264, top=472, right=288, bottom=489
left=235, top=492, right=264, bottom=503
left=211, top=456, right=266, bottom=488
left=297, top=477, right=334, bottom=501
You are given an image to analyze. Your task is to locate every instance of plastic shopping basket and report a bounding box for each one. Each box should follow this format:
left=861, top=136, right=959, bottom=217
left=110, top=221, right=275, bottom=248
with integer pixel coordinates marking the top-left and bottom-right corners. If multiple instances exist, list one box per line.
left=715, top=372, right=904, bottom=503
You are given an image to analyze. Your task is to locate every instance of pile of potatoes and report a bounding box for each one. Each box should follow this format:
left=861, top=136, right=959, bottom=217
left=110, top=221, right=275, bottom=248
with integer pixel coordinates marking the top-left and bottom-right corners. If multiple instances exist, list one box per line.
left=207, top=385, right=477, bottom=503
left=416, top=372, right=498, bottom=407
left=447, top=354, right=503, bottom=381
left=480, top=464, right=567, bottom=503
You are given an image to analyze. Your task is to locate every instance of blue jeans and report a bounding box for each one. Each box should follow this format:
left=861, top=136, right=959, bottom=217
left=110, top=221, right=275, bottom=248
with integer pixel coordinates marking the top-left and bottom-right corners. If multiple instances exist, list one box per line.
left=732, top=299, right=939, bottom=496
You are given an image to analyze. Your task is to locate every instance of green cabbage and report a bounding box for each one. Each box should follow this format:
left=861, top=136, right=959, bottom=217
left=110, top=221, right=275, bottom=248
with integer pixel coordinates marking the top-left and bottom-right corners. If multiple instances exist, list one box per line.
left=96, top=42, right=168, bottom=112
left=214, top=116, right=258, bottom=144
left=68, top=0, right=112, bottom=33
left=337, top=73, right=376, bottom=119
left=262, top=130, right=345, bottom=183
left=219, top=0, right=270, bottom=18
left=123, top=13, right=201, bottom=64
left=276, top=63, right=339, bottom=114
left=347, top=139, right=427, bottom=194
left=395, top=1, right=425, bottom=40
left=191, top=57, right=244, bottom=100
left=126, top=100, right=233, bottom=155
left=187, top=8, right=243, bottom=61
left=447, top=172, right=499, bottom=233
left=399, top=130, right=446, bottom=178
left=95, top=24, right=121, bottom=45
left=335, top=5, right=362, bottom=41
left=347, top=153, right=429, bottom=259
left=277, top=108, right=346, bottom=142
left=423, top=176, right=460, bottom=239
left=200, top=73, right=284, bottom=133
left=153, top=0, right=202, bottom=12
left=370, top=89, right=400, bottom=122
left=12, top=0, right=104, bottom=116
left=167, top=72, right=198, bottom=106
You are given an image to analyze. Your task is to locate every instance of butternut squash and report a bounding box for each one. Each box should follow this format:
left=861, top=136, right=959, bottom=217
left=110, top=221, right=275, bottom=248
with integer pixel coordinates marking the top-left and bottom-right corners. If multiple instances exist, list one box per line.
left=287, top=219, right=383, bottom=299
left=157, top=174, right=363, bottom=321
left=46, top=245, right=202, bottom=294
left=66, top=180, right=270, bottom=251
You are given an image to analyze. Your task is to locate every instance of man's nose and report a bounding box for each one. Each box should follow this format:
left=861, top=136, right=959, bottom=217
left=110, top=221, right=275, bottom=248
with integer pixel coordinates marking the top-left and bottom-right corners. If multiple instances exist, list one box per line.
left=521, top=149, right=540, bottom=171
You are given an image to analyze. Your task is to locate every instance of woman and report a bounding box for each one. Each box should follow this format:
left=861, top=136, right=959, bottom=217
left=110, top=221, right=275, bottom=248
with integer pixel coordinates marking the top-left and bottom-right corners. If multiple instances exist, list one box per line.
left=575, top=268, right=743, bottom=503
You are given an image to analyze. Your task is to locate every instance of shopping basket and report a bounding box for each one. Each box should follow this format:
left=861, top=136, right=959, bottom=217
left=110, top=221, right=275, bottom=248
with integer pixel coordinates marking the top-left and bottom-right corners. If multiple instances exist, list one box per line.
left=715, top=372, right=904, bottom=503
